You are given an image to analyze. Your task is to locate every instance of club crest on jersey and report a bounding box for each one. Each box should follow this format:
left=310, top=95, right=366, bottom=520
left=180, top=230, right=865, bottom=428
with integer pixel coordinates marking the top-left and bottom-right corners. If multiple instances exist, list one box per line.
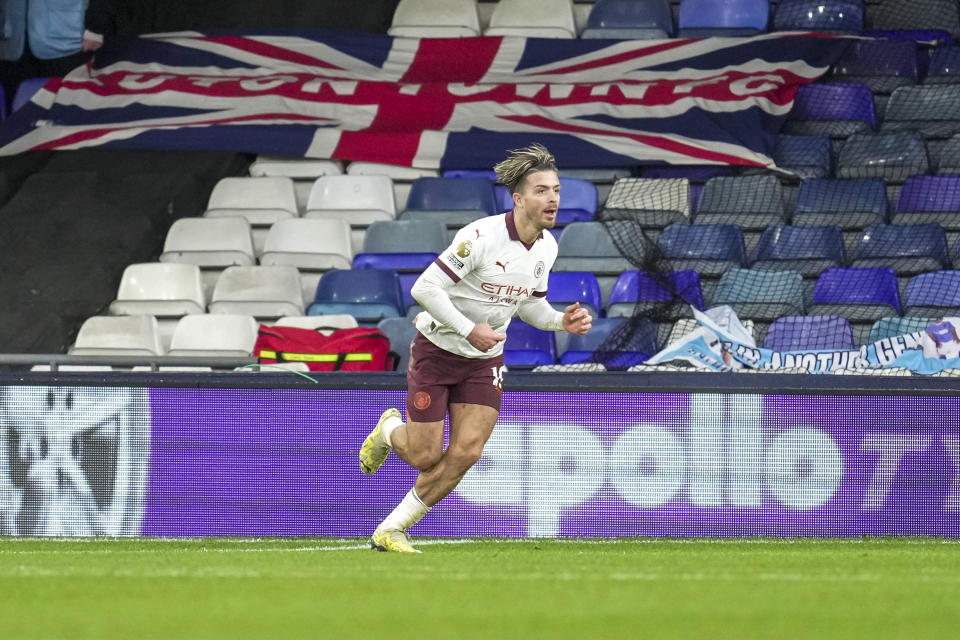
left=457, top=241, right=473, bottom=258
left=534, top=261, right=545, bottom=278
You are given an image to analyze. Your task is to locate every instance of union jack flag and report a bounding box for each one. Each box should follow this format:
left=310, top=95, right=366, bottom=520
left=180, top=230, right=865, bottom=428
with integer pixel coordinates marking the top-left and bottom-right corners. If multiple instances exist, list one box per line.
left=0, top=30, right=854, bottom=168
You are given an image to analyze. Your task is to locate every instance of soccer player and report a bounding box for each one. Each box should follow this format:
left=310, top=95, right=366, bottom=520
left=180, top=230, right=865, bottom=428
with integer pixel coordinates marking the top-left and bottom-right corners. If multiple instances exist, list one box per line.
left=358, top=144, right=592, bottom=552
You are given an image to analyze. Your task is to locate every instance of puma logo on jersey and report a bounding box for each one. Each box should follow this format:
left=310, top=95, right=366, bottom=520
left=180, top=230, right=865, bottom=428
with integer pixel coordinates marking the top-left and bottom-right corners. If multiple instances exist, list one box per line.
left=495, top=260, right=510, bottom=272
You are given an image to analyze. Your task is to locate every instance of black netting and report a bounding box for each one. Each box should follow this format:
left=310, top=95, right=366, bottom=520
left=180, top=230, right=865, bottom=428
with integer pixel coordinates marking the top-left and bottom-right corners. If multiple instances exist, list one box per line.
left=764, top=315, right=856, bottom=351
left=881, top=85, right=960, bottom=139
left=694, top=175, right=786, bottom=230
left=783, top=82, right=875, bottom=138
left=866, top=0, right=960, bottom=37
left=929, top=134, right=960, bottom=173
left=773, top=134, right=831, bottom=178
left=904, top=270, right=960, bottom=316
left=793, top=177, right=889, bottom=229
left=828, top=39, right=918, bottom=94
left=850, top=223, right=950, bottom=275
left=926, top=44, right=960, bottom=85
left=835, top=130, right=929, bottom=181
left=601, top=178, right=691, bottom=228
left=712, top=268, right=806, bottom=321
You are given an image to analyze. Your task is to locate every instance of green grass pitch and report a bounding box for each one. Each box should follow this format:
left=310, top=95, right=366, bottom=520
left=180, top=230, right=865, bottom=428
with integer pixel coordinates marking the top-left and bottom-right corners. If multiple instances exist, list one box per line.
left=1, top=537, right=959, bottom=639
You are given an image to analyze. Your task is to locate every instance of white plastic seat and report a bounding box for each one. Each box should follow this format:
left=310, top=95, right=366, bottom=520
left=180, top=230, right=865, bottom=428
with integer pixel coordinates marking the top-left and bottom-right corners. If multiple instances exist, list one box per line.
left=159, top=217, right=255, bottom=267
left=31, top=365, right=116, bottom=372
left=261, top=218, right=353, bottom=270
left=209, top=265, right=304, bottom=318
left=168, top=314, right=259, bottom=357
left=204, top=176, right=298, bottom=225
left=248, top=155, right=344, bottom=179
left=109, top=263, right=206, bottom=317
left=484, top=0, right=577, bottom=37
left=305, top=175, right=396, bottom=223
left=70, top=315, right=164, bottom=356
left=345, top=163, right=439, bottom=181
left=274, top=314, right=359, bottom=334
left=389, top=0, right=481, bottom=37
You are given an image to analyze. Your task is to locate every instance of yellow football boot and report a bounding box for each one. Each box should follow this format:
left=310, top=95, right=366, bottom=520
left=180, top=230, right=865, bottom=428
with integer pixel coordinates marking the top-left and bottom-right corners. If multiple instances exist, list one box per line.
left=370, top=528, right=420, bottom=553
left=359, top=408, right=401, bottom=475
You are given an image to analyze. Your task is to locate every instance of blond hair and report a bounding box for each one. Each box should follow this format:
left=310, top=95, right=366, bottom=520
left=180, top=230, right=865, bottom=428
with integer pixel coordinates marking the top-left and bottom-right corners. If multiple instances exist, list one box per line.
left=493, top=143, right=557, bottom=194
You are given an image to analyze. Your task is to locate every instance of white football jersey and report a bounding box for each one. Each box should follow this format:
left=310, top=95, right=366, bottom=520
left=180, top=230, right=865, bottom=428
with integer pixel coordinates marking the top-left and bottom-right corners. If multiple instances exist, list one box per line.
left=415, top=211, right=558, bottom=358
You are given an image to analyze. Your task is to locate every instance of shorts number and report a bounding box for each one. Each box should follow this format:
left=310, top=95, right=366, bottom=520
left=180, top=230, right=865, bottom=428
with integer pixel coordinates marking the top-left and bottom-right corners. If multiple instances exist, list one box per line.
left=490, top=365, right=506, bottom=391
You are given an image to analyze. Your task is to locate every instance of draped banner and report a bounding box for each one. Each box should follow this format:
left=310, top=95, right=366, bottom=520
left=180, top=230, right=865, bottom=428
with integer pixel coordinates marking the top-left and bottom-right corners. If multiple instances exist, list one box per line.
left=0, top=30, right=854, bottom=167
left=647, top=306, right=960, bottom=375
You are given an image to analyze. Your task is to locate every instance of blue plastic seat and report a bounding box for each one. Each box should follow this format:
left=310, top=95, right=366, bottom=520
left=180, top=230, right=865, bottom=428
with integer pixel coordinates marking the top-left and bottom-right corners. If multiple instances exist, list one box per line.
left=784, top=82, right=875, bottom=137
left=307, top=269, right=405, bottom=323
left=657, top=224, right=746, bottom=276
left=830, top=39, right=917, bottom=94
left=442, top=169, right=496, bottom=180
left=893, top=175, right=960, bottom=230
left=753, top=225, right=846, bottom=277
left=926, top=45, right=960, bottom=84
left=764, top=315, right=856, bottom=351
left=904, top=270, right=960, bottom=317
left=695, top=175, right=785, bottom=230
left=774, top=0, right=863, bottom=32
left=405, top=177, right=498, bottom=215
left=792, top=178, right=888, bottom=229
left=498, top=177, right=596, bottom=224
left=606, top=270, right=704, bottom=319
left=713, top=268, right=806, bottom=321
left=377, top=317, right=418, bottom=372
left=881, top=85, right=960, bottom=139
left=546, top=272, right=602, bottom=319
left=12, top=77, right=50, bottom=112
left=851, top=223, right=950, bottom=275
left=504, top=320, right=556, bottom=368
left=809, top=267, right=902, bottom=321
left=352, top=220, right=448, bottom=272
left=582, top=0, right=674, bottom=39
left=560, top=317, right=657, bottom=368
left=0, top=84, right=6, bottom=120
left=835, top=130, right=929, bottom=182
left=866, top=0, right=959, bottom=39
left=678, top=0, right=769, bottom=37
left=773, top=134, right=831, bottom=179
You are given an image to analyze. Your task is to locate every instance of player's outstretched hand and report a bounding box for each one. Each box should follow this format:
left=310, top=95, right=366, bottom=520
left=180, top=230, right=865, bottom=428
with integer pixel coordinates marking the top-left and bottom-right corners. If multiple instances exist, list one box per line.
left=467, top=323, right=507, bottom=352
left=562, top=302, right=592, bottom=335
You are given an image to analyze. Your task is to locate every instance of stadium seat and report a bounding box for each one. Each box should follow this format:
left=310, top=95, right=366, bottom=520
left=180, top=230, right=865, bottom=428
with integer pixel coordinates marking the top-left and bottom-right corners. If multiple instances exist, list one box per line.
left=209, top=265, right=304, bottom=318
left=308, top=269, right=405, bottom=323
left=405, top=177, right=498, bottom=216
left=305, top=175, right=397, bottom=253
left=553, top=222, right=634, bottom=274
left=657, top=224, right=747, bottom=277
left=666, top=317, right=757, bottom=345
left=600, top=178, right=691, bottom=229
left=261, top=218, right=353, bottom=270
left=504, top=320, right=556, bottom=368
left=205, top=177, right=298, bottom=225
left=904, top=270, right=960, bottom=317
left=677, top=0, right=769, bottom=37
left=353, top=219, right=448, bottom=271
left=835, top=130, right=929, bottom=182
left=167, top=314, right=259, bottom=357
left=545, top=272, right=602, bottom=319
left=713, top=268, right=805, bottom=321
left=792, top=178, right=888, bottom=229
left=772, top=135, right=831, bottom=179
left=560, top=317, right=657, bottom=368
left=773, top=0, right=863, bottom=32
left=933, top=134, right=960, bottom=173
left=399, top=273, right=422, bottom=316
left=881, top=85, right=960, bottom=139
left=893, top=175, right=960, bottom=230
left=377, top=317, right=419, bottom=372
left=829, top=39, right=917, bottom=94
left=763, top=315, right=856, bottom=351
left=0, top=84, right=6, bottom=120
left=159, top=217, right=255, bottom=267
left=248, top=155, right=344, bottom=179
left=926, top=45, right=960, bottom=85
left=783, top=83, right=875, bottom=138
left=581, top=0, right=674, bottom=39
left=753, top=225, right=846, bottom=277
left=809, top=267, right=902, bottom=321
left=606, top=270, right=704, bottom=320
left=694, top=175, right=785, bottom=230
left=484, top=0, right=577, bottom=37
left=70, top=315, right=164, bottom=356
left=388, top=0, right=481, bottom=37
left=109, top=263, right=206, bottom=317
left=866, top=0, right=960, bottom=38
left=868, top=316, right=933, bottom=342
left=552, top=178, right=597, bottom=225
left=851, top=223, right=950, bottom=275
left=275, top=315, right=359, bottom=332
left=11, top=77, right=49, bottom=112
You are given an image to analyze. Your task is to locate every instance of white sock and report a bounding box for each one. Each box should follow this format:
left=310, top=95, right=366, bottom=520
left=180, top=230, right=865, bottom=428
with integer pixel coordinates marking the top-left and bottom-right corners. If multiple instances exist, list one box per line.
left=382, top=414, right=404, bottom=447
left=378, top=487, right=430, bottom=532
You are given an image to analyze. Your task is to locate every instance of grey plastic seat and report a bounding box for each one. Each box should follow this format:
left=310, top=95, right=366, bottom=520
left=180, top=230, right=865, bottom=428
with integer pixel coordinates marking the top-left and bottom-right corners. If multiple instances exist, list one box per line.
left=553, top=222, right=633, bottom=274
left=868, top=316, right=933, bottom=343
left=881, top=85, right=960, bottom=139
left=377, top=317, right=419, bottom=372
left=694, top=175, right=785, bottom=230
left=600, top=178, right=690, bottom=229
left=712, top=268, right=805, bottom=321
left=835, top=130, right=929, bottom=182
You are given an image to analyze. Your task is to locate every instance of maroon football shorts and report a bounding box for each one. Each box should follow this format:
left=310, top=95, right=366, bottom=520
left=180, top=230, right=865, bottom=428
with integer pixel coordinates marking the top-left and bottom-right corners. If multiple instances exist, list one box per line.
left=405, top=331, right=505, bottom=423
